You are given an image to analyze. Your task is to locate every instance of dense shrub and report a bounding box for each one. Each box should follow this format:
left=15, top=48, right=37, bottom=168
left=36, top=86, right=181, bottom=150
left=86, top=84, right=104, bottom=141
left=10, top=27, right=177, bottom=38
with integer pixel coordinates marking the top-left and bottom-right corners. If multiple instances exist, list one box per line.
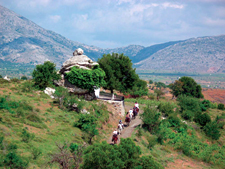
left=194, top=113, right=211, bottom=126
left=74, top=114, right=98, bottom=143
left=177, top=95, right=201, bottom=114
left=157, top=102, right=174, bottom=116
left=65, top=65, right=106, bottom=92
left=218, top=103, right=224, bottom=110
left=181, top=110, right=194, bottom=120
left=136, top=156, right=164, bottom=169
left=4, top=152, right=28, bottom=169
left=32, top=61, right=60, bottom=89
left=168, top=115, right=181, bottom=127
left=21, top=76, right=27, bottom=80
left=203, top=121, right=221, bottom=140
left=140, top=104, right=161, bottom=133
left=128, top=79, right=148, bottom=97
left=21, top=128, right=35, bottom=143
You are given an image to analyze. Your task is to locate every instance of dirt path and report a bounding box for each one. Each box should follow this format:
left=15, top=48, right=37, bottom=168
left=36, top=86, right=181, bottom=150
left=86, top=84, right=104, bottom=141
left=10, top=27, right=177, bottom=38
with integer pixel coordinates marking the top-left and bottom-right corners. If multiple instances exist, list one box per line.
left=107, top=105, right=144, bottom=144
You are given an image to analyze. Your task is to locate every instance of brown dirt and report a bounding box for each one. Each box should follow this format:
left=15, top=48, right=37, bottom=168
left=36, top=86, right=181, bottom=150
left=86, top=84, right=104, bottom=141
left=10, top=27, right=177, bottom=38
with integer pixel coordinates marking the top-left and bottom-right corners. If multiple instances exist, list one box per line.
left=202, top=88, right=225, bottom=104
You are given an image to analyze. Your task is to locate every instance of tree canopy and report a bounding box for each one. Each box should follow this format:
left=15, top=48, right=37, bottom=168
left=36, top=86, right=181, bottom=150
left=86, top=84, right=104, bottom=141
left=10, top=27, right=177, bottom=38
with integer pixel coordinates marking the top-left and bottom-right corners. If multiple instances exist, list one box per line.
left=169, top=76, right=203, bottom=98
left=32, top=61, right=60, bottom=89
left=65, top=65, right=106, bottom=92
left=98, top=53, right=146, bottom=95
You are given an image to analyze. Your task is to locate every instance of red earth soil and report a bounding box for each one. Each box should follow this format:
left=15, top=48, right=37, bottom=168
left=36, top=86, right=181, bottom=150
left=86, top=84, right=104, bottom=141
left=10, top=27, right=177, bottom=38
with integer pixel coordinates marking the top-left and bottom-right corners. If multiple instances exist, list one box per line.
left=202, top=88, right=225, bottom=104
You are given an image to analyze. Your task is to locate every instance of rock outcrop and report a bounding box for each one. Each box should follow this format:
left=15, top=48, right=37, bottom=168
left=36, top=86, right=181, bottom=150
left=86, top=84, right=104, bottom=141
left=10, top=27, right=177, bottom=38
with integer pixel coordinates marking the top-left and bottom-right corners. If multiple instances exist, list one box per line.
left=55, top=48, right=98, bottom=100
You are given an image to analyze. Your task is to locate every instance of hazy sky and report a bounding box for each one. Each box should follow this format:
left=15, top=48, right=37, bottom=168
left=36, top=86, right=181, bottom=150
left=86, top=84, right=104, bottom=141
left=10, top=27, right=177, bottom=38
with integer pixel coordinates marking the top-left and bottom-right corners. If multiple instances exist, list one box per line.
left=1, top=0, right=225, bottom=48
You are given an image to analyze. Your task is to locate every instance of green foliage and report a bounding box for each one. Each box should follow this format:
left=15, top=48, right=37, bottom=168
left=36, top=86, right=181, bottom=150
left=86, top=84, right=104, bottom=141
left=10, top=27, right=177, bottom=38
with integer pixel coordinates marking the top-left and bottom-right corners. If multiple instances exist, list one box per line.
left=21, top=76, right=28, bottom=80
left=149, top=80, right=153, bottom=84
left=194, top=113, right=211, bottom=126
left=65, top=65, right=106, bottom=92
left=179, top=76, right=203, bottom=98
left=98, top=53, right=139, bottom=93
left=203, top=121, right=221, bottom=140
left=177, top=95, right=201, bottom=115
left=32, top=61, right=60, bottom=89
left=154, top=89, right=164, bottom=100
left=135, top=156, right=164, bottom=169
left=181, top=110, right=194, bottom=120
left=31, top=147, right=42, bottom=160
left=157, top=102, right=175, bottom=117
left=21, top=128, right=35, bottom=143
left=82, top=138, right=145, bottom=169
left=0, top=74, right=2, bottom=78
left=3, top=152, right=28, bottom=169
left=147, top=136, right=158, bottom=150
left=201, top=100, right=211, bottom=109
left=74, top=114, right=98, bottom=143
left=140, top=103, right=161, bottom=133
left=0, top=136, right=4, bottom=150
left=218, top=103, right=225, bottom=110
left=167, top=115, right=181, bottom=127
left=154, top=82, right=167, bottom=89
left=169, top=77, right=203, bottom=98
left=20, top=80, right=35, bottom=93
left=81, top=141, right=124, bottom=169
left=128, top=79, right=148, bottom=97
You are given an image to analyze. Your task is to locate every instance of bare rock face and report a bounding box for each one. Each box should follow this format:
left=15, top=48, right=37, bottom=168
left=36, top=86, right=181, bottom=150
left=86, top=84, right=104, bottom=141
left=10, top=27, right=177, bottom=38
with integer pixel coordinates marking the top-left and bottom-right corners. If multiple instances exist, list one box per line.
left=55, top=48, right=99, bottom=100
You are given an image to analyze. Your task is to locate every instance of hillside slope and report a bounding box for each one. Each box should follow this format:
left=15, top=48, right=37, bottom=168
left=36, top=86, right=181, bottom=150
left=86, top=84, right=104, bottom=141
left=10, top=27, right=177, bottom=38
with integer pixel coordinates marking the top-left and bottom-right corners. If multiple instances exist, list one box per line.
left=135, top=35, right=225, bottom=73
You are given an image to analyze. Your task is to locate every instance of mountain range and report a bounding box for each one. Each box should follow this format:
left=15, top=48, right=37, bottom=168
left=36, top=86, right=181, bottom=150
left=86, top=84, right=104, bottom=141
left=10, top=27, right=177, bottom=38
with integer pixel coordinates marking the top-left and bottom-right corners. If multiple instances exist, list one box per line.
left=0, top=5, right=225, bottom=73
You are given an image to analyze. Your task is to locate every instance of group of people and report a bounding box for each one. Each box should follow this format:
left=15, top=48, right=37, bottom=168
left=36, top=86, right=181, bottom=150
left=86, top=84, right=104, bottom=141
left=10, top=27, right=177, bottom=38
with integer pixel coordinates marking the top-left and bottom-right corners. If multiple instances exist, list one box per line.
left=112, top=102, right=139, bottom=144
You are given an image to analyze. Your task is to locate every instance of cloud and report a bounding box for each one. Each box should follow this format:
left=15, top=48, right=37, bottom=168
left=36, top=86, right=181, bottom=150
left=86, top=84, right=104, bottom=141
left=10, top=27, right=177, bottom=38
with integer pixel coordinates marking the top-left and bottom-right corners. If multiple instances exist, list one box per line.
left=162, top=2, right=184, bottom=9
left=49, top=15, right=61, bottom=23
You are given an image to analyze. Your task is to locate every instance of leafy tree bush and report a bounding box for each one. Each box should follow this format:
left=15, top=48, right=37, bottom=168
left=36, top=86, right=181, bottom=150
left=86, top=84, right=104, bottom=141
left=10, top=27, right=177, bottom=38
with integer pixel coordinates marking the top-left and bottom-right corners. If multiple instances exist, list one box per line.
left=3, top=152, right=28, bottom=169
left=82, top=138, right=143, bottom=169
left=135, top=156, right=164, bottom=169
left=21, top=128, right=35, bottom=143
left=128, top=79, right=148, bottom=97
left=140, top=104, right=161, bottom=133
left=32, top=61, right=60, bottom=89
left=20, top=81, right=35, bottom=93
left=31, top=147, right=42, bottom=160
left=201, top=100, right=211, bottom=109
left=98, top=53, right=139, bottom=94
left=218, top=103, right=225, bottom=110
left=203, top=121, right=221, bottom=140
left=74, top=114, right=98, bottom=144
left=157, top=102, right=174, bottom=116
left=149, top=80, right=153, bottom=84
left=181, top=110, right=194, bottom=120
left=177, top=95, right=201, bottom=114
left=168, top=114, right=181, bottom=127
left=154, top=89, right=164, bottom=100
left=0, top=136, right=4, bottom=150
left=0, top=74, right=2, bottom=78
left=21, top=76, right=27, bottom=80
left=169, top=80, right=184, bottom=98
left=65, top=65, right=106, bottom=92
left=169, top=77, right=203, bottom=98
left=194, top=113, right=211, bottom=126
left=154, top=82, right=167, bottom=89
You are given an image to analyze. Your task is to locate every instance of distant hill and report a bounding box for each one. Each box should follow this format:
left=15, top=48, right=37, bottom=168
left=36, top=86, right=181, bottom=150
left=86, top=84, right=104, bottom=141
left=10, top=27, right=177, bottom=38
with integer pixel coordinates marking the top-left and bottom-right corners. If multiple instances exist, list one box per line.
left=1, top=5, right=225, bottom=74
left=135, top=35, right=225, bottom=73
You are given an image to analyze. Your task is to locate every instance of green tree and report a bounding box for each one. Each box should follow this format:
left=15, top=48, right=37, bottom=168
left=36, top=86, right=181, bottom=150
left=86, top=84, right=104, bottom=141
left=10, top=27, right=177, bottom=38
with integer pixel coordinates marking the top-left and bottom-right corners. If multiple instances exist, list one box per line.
left=135, top=156, right=163, bottom=169
left=169, top=80, right=183, bottom=98
left=4, top=152, right=28, bottom=169
left=179, top=76, right=203, bottom=98
left=140, top=104, right=161, bottom=132
left=128, top=79, right=148, bottom=97
left=155, top=82, right=166, bottom=89
left=81, top=141, right=124, bottom=169
left=32, top=61, right=60, bottom=89
left=98, top=53, right=139, bottom=95
left=74, top=114, right=98, bottom=144
left=21, top=76, right=27, bottom=80
left=149, top=80, right=153, bottom=84
left=203, top=121, right=221, bottom=140
left=0, top=74, right=2, bottom=78
left=154, top=89, right=164, bottom=100
left=65, top=65, right=106, bottom=92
